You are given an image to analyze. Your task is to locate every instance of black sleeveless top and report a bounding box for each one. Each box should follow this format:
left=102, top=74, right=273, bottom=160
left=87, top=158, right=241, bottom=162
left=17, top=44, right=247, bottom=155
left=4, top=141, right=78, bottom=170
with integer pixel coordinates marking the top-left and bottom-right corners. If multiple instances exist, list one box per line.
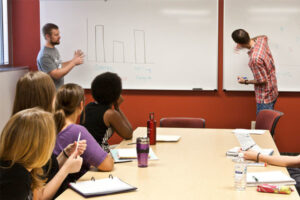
left=80, top=102, right=113, bottom=152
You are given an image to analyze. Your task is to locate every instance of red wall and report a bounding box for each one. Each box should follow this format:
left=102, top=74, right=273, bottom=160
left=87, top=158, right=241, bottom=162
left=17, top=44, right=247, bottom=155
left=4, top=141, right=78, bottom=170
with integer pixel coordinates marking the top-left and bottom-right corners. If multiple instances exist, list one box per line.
left=12, top=0, right=300, bottom=152
left=11, top=0, right=40, bottom=70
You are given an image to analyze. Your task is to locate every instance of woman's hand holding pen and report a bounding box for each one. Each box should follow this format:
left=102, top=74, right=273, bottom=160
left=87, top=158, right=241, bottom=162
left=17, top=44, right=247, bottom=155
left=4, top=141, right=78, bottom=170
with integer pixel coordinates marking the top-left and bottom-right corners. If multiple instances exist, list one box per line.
left=63, top=151, right=83, bottom=174
left=64, top=140, right=87, bottom=157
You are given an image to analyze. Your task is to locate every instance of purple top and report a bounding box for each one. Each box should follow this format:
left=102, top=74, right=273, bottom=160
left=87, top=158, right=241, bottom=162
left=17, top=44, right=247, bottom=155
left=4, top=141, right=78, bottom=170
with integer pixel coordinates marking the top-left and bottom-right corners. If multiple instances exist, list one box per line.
left=54, top=124, right=107, bottom=178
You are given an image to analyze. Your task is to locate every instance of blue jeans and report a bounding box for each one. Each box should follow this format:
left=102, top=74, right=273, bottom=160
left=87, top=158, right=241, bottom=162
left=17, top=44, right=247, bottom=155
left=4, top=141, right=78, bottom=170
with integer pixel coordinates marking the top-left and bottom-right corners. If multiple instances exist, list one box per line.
left=256, top=99, right=277, bottom=115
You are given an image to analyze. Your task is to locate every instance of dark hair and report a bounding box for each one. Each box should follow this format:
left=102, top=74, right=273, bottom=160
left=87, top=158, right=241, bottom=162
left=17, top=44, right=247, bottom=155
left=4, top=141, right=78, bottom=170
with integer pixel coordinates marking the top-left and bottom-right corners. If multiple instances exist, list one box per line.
left=12, top=71, right=56, bottom=115
left=91, top=72, right=122, bottom=105
left=54, top=83, right=85, bottom=133
left=231, top=29, right=250, bottom=45
left=42, top=23, right=59, bottom=38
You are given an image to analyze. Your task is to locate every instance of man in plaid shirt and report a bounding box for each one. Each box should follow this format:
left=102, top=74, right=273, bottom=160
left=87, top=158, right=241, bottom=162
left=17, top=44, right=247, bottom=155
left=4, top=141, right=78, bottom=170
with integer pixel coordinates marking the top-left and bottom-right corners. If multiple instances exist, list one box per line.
left=231, top=29, right=278, bottom=115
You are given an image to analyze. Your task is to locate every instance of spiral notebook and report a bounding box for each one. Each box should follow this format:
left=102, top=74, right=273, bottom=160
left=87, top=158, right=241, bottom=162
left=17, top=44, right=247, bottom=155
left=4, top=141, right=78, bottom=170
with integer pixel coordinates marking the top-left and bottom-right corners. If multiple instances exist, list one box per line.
left=69, top=175, right=137, bottom=197
left=247, top=171, right=296, bottom=186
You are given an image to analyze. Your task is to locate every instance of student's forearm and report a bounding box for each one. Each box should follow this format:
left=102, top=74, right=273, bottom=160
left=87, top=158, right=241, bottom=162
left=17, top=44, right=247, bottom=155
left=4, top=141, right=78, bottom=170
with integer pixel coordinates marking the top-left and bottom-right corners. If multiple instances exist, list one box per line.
left=97, top=154, right=114, bottom=171
left=37, top=166, right=69, bottom=200
left=56, top=152, right=68, bottom=169
left=259, top=155, right=300, bottom=167
left=117, top=109, right=133, bottom=138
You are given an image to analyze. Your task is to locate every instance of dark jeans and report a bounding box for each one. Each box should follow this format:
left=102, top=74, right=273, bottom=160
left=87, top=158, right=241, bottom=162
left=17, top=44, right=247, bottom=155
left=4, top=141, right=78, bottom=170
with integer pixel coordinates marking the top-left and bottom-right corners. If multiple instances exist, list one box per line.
left=256, top=98, right=277, bottom=115
left=287, top=167, right=300, bottom=195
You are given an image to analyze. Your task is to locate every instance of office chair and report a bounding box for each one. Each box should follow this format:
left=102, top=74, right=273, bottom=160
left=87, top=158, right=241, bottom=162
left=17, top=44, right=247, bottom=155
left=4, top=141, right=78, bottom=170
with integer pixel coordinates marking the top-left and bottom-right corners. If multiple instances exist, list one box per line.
left=255, top=110, right=284, bottom=138
left=160, top=117, right=206, bottom=128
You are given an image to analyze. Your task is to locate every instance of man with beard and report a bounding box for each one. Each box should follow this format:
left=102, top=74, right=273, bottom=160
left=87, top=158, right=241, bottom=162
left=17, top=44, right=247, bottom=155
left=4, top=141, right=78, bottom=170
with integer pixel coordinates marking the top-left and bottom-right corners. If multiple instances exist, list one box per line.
left=37, top=23, right=84, bottom=89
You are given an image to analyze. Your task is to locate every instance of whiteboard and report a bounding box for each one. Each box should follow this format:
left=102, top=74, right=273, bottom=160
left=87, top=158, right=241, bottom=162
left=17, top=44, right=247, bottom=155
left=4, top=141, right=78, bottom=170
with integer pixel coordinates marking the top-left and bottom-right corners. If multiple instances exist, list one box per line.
left=40, top=0, right=218, bottom=90
left=224, top=0, right=300, bottom=91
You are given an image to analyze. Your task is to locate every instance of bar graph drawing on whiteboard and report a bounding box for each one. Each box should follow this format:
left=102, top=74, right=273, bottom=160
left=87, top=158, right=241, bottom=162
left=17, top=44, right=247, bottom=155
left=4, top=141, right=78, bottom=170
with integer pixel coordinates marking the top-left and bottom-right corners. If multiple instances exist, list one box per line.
left=87, top=19, right=152, bottom=65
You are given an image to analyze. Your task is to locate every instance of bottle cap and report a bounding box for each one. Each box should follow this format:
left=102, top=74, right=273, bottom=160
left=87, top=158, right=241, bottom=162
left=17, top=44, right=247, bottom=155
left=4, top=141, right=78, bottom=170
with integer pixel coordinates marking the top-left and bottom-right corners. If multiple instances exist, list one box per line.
left=238, top=152, right=244, bottom=158
left=149, top=112, right=154, bottom=120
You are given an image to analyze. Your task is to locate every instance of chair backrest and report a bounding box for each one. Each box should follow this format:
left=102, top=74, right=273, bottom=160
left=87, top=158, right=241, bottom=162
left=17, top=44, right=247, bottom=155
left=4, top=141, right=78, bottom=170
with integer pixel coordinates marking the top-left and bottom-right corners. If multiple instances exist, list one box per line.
left=160, top=117, right=205, bottom=128
left=255, top=110, right=284, bottom=137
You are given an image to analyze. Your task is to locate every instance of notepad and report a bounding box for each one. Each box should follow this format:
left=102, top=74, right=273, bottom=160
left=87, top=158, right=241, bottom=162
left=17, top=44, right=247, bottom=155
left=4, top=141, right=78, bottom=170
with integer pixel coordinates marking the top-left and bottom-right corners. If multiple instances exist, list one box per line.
left=110, top=148, right=159, bottom=163
left=156, top=135, right=181, bottom=142
left=247, top=171, right=296, bottom=186
left=69, top=175, right=137, bottom=197
left=233, top=129, right=266, bottom=135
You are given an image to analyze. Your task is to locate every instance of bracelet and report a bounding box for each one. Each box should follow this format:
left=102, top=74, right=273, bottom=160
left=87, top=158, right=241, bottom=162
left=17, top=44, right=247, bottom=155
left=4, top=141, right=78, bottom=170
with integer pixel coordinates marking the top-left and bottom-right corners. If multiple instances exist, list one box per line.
left=245, top=80, right=248, bottom=85
left=63, top=149, right=69, bottom=158
left=256, top=152, right=261, bottom=163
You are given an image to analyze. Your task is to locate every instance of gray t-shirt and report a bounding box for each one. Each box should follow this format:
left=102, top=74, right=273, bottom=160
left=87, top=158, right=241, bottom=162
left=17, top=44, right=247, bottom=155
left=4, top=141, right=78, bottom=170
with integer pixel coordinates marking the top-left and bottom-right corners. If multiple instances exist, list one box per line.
left=37, top=46, right=63, bottom=88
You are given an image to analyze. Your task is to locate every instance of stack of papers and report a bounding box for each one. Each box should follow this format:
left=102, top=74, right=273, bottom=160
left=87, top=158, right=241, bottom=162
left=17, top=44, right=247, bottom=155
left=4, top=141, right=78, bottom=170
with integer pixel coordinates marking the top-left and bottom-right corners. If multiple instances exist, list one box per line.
left=70, top=176, right=137, bottom=197
left=233, top=129, right=266, bottom=135
left=118, top=148, right=149, bottom=159
left=156, top=135, right=181, bottom=142
left=247, top=171, right=296, bottom=186
left=110, top=148, right=159, bottom=163
left=226, top=146, right=273, bottom=157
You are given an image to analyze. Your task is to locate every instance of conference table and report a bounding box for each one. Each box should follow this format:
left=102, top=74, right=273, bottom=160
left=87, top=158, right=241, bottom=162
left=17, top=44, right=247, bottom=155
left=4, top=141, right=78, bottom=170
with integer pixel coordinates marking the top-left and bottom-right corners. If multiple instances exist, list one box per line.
left=57, top=127, right=299, bottom=199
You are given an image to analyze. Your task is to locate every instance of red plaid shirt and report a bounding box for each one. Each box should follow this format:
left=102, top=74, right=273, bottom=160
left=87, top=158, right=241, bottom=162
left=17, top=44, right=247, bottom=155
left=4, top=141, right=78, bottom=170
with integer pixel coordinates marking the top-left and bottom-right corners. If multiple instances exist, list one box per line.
left=248, top=36, right=278, bottom=104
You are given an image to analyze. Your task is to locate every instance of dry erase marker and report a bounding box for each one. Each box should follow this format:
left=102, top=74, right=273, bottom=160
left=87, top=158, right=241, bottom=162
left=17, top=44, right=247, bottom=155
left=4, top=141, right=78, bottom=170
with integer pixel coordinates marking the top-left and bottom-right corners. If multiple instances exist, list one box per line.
left=75, top=132, right=81, bottom=153
left=238, top=77, right=247, bottom=80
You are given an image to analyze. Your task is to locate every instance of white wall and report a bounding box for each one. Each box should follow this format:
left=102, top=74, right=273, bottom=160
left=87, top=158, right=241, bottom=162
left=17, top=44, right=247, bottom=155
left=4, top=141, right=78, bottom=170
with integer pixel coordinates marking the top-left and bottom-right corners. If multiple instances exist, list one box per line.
left=0, top=68, right=28, bottom=132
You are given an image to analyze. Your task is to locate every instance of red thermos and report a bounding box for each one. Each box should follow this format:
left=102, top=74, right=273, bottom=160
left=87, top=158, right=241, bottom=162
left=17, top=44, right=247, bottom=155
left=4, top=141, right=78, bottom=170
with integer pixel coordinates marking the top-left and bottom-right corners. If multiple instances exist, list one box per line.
left=147, top=112, right=156, bottom=145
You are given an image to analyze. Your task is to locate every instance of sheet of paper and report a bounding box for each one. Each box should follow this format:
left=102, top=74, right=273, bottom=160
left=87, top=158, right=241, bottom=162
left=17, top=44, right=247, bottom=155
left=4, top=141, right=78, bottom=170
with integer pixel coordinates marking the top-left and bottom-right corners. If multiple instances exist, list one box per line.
left=111, top=148, right=158, bottom=162
left=233, top=129, right=266, bottom=135
left=156, top=135, right=181, bottom=142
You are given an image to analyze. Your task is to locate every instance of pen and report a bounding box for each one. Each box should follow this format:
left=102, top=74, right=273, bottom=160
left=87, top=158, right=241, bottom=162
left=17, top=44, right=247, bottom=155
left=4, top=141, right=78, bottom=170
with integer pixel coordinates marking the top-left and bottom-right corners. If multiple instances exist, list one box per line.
left=246, top=162, right=267, bottom=167
left=252, top=176, right=259, bottom=182
left=243, top=144, right=256, bottom=151
left=127, top=142, right=136, bottom=145
left=75, top=132, right=81, bottom=153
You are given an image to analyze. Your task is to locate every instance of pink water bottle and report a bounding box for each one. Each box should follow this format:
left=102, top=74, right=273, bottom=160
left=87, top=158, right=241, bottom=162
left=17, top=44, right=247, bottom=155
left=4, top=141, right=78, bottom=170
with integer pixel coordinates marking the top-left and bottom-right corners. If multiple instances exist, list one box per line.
left=147, top=112, right=156, bottom=145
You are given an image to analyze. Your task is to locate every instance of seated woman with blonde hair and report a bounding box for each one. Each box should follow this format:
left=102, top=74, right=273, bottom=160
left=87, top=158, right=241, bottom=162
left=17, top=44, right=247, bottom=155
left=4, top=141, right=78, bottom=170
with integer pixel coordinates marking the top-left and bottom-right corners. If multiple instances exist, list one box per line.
left=0, top=108, right=83, bottom=200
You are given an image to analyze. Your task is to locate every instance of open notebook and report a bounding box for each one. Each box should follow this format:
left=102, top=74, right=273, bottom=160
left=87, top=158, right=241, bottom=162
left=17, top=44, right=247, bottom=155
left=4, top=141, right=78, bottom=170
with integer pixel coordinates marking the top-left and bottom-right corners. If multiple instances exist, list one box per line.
left=69, top=175, right=137, bottom=197
left=247, top=171, right=296, bottom=186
